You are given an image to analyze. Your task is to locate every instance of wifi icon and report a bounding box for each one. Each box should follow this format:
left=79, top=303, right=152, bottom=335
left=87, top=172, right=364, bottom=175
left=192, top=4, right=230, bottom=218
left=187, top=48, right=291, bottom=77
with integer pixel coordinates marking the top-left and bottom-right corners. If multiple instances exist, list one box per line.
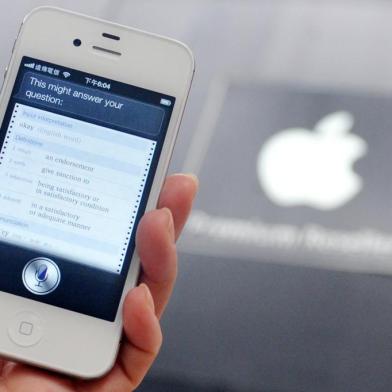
left=63, top=72, right=71, bottom=78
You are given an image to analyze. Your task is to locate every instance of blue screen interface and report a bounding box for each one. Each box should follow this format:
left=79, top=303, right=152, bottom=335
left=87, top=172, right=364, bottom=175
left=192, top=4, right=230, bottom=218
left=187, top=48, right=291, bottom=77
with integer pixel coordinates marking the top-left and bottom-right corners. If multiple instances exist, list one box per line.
left=0, top=57, right=175, bottom=321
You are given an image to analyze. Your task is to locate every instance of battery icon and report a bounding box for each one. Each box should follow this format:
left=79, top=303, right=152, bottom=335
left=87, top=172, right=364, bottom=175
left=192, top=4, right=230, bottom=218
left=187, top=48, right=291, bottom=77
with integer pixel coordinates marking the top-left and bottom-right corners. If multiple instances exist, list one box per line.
left=160, top=98, right=172, bottom=107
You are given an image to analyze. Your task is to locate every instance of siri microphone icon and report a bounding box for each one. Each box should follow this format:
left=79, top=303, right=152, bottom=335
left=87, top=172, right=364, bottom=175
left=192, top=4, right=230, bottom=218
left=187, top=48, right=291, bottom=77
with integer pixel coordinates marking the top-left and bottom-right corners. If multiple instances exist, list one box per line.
left=23, top=258, right=61, bottom=295
left=35, top=264, right=48, bottom=287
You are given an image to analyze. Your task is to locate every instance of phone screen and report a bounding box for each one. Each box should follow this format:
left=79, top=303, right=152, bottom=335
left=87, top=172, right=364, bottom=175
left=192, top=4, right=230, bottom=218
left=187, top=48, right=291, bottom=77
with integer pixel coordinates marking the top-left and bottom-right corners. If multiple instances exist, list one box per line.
left=0, top=57, right=175, bottom=321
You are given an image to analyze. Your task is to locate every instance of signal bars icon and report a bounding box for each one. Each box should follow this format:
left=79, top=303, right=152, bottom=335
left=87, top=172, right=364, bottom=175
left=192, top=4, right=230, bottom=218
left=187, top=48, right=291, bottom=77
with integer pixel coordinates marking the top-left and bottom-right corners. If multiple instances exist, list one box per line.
left=24, top=62, right=71, bottom=79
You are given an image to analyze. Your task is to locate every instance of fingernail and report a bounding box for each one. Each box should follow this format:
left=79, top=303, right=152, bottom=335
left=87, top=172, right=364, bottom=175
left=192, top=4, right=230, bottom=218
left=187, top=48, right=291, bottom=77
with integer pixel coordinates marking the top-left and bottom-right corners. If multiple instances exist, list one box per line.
left=161, top=207, right=175, bottom=241
left=139, top=283, right=155, bottom=312
left=185, top=173, right=199, bottom=191
left=173, top=173, right=199, bottom=192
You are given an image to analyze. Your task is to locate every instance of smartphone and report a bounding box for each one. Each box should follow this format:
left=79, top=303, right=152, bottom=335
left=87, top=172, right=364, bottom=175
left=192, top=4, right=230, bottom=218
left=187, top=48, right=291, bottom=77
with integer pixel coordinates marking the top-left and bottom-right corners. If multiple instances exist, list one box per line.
left=0, top=6, right=194, bottom=378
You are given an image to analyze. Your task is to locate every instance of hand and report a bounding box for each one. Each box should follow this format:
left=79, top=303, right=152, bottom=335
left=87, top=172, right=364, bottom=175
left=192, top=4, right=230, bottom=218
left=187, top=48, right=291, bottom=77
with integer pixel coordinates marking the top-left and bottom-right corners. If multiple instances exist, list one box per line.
left=0, top=174, right=198, bottom=392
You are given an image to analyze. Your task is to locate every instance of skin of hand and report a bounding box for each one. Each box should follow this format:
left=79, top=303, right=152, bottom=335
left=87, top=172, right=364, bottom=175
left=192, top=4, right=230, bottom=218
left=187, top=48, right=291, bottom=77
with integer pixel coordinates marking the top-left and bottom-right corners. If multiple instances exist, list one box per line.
left=0, top=173, right=199, bottom=392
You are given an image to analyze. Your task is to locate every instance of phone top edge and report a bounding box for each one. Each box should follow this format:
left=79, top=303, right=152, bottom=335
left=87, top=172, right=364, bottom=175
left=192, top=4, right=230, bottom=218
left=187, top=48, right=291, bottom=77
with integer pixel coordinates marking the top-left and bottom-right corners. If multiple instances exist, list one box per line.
left=23, top=6, right=195, bottom=74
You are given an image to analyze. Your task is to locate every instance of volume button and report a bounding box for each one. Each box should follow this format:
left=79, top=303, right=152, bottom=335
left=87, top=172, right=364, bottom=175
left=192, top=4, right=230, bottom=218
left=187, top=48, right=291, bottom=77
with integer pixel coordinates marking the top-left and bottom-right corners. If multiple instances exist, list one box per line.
left=3, top=66, right=8, bottom=80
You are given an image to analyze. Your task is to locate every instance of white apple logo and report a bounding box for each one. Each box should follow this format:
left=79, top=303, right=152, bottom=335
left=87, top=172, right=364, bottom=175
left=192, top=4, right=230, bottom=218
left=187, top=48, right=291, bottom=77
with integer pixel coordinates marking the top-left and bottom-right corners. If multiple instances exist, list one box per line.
left=257, top=111, right=367, bottom=210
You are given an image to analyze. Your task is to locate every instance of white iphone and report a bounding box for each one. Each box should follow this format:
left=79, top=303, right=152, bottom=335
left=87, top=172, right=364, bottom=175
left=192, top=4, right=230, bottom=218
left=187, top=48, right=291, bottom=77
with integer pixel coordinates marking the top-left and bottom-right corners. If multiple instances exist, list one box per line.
left=0, top=7, right=194, bottom=378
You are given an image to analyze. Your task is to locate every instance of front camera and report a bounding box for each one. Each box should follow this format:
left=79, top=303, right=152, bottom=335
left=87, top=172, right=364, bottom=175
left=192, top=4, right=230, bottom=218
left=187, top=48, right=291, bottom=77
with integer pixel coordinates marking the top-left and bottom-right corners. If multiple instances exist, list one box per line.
left=73, top=39, right=82, bottom=47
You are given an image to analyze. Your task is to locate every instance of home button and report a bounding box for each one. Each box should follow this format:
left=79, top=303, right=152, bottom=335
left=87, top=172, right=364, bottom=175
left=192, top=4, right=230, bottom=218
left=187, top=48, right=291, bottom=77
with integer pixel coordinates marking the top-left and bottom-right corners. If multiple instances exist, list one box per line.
left=8, top=311, right=43, bottom=347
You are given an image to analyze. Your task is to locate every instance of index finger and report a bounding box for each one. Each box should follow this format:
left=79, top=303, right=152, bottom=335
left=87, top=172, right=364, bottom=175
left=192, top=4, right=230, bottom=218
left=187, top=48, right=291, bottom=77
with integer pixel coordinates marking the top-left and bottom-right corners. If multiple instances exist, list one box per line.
left=157, top=174, right=199, bottom=240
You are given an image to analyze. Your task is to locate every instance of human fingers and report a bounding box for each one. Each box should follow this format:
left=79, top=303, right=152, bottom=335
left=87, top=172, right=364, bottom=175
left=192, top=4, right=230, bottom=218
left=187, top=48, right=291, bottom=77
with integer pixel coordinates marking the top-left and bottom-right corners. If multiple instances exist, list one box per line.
left=137, top=208, right=176, bottom=318
left=157, top=174, right=199, bottom=240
